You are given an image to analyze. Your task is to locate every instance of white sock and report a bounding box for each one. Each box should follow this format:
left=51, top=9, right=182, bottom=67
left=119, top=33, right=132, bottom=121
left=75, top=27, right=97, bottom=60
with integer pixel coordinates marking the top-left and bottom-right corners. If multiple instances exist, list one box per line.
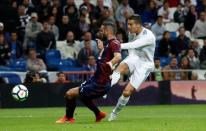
left=111, top=70, right=121, bottom=86
left=112, top=95, right=130, bottom=114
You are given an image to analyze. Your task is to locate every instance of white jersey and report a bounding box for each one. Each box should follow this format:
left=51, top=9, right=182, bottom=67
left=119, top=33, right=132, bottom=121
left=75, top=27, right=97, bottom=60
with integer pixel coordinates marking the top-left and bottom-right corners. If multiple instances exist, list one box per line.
left=120, top=28, right=156, bottom=89
left=121, top=27, right=156, bottom=65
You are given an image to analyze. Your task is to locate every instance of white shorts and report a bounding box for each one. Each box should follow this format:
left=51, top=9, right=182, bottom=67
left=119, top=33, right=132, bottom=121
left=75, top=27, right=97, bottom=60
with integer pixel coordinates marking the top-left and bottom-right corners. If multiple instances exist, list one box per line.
left=121, top=56, right=154, bottom=89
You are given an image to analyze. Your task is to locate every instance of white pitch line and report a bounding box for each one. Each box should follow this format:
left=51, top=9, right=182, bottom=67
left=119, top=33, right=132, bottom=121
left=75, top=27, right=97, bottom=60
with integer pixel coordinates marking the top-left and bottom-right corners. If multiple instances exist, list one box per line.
left=0, top=115, right=33, bottom=118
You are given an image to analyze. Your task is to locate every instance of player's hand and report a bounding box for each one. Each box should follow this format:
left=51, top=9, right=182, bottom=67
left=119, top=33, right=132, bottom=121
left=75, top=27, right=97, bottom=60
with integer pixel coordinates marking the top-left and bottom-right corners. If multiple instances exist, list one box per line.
left=107, top=62, right=115, bottom=70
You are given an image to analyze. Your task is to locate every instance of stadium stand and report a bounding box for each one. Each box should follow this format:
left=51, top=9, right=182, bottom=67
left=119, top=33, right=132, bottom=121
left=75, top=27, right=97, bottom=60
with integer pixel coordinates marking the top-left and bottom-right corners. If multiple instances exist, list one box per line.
left=8, top=58, right=27, bottom=71
left=0, top=0, right=205, bottom=83
left=165, top=22, right=180, bottom=32
left=45, top=49, right=61, bottom=70
left=0, top=73, right=22, bottom=84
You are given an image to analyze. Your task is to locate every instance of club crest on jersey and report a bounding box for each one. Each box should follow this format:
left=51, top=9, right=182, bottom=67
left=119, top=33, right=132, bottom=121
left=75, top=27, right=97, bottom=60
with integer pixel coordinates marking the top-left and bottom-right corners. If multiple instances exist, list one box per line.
left=142, top=30, right=147, bottom=35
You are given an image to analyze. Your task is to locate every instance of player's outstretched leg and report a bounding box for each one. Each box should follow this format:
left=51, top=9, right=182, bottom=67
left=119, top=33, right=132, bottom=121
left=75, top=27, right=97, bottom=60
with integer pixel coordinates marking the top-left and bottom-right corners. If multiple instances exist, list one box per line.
left=108, top=83, right=135, bottom=121
left=108, top=95, right=130, bottom=121
left=56, top=87, right=79, bottom=124
left=56, top=98, right=76, bottom=123
left=80, top=97, right=106, bottom=122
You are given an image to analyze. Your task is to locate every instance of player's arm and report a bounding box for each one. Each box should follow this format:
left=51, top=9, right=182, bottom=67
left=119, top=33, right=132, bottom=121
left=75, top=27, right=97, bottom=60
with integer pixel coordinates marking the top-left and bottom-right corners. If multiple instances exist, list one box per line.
left=121, top=36, right=155, bottom=50
left=107, top=41, right=122, bottom=70
left=107, top=52, right=122, bottom=70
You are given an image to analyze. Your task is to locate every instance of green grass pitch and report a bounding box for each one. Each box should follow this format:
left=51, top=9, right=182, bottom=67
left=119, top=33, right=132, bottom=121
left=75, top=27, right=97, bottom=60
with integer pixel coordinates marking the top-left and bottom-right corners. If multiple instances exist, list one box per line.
left=0, top=105, right=206, bottom=131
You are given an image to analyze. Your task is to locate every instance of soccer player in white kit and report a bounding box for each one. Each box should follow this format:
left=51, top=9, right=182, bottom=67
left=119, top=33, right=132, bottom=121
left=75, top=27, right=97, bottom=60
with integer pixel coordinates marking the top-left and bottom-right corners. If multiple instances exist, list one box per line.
left=108, top=15, right=156, bottom=121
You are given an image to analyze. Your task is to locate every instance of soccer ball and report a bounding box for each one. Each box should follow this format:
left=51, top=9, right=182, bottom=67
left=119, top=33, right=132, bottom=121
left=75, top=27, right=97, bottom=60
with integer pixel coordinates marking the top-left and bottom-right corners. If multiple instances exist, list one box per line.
left=11, top=84, right=29, bottom=102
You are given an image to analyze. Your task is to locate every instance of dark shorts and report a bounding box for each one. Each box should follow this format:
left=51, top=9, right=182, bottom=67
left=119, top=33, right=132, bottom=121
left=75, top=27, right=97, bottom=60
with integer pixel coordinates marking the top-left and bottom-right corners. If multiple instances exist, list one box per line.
left=79, top=77, right=111, bottom=100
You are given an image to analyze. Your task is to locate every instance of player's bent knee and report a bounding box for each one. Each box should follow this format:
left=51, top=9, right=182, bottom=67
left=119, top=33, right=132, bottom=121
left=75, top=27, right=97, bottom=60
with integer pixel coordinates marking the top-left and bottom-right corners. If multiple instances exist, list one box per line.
left=65, top=87, right=79, bottom=99
left=65, top=90, right=73, bottom=99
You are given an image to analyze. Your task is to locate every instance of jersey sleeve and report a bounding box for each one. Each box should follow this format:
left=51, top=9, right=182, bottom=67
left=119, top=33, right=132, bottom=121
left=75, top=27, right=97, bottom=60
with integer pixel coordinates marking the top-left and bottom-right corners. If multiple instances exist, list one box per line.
left=109, top=40, right=121, bottom=53
left=121, top=35, right=155, bottom=49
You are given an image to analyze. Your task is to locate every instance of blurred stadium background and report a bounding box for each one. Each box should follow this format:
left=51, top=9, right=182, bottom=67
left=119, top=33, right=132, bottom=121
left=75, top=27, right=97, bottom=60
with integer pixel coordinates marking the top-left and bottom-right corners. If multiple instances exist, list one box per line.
left=0, top=0, right=206, bottom=130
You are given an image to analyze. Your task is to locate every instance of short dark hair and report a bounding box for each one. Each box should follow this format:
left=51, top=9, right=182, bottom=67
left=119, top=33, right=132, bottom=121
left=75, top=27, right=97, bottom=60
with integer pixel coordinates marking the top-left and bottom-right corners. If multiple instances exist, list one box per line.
left=157, top=15, right=163, bottom=19
left=128, top=14, right=142, bottom=25
left=29, top=48, right=36, bottom=52
left=0, top=32, right=4, bottom=36
left=154, top=57, right=160, bottom=61
left=18, top=5, right=25, bottom=9
left=11, top=31, right=17, bottom=34
left=102, top=22, right=116, bottom=34
left=49, top=15, right=55, bottom=18
left=57, top=71, right=65, bottom=76
left=179, top=26, right=185, bottom=30
left=103, top=6, right=109, bottom=10
left=28, top=48, right=36, bottom=55
left=43, top=20, right=49, bottom=24
left=163, top=31, right=169, bottom=36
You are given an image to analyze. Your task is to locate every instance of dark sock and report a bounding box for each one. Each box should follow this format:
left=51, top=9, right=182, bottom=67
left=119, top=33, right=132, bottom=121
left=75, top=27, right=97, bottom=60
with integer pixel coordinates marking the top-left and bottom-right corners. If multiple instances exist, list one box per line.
left=80, top=97, right=100, bottom=117
left=65, top=98, right=76, bottom=118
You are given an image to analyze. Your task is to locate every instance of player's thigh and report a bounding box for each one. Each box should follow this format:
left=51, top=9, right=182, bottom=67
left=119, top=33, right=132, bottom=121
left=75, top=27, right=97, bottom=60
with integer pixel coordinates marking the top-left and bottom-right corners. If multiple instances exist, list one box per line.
left=130, top=66, right=152, bottom=90
left=123, top=83, right=136, bottom=97
left=119, top=56, right=137, bottom=74
left=65, top=87, right=80, bottom=98
left=79, top=82, right=108, bottom=100
left=117, top=63, right=130, bottom=75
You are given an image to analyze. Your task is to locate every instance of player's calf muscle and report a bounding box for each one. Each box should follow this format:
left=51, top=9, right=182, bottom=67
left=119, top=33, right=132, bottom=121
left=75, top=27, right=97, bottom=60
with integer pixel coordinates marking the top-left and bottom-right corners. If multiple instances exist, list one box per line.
left=123, top=90, right=133, bottom=97
left=123, top=84, right=135, bottom=97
